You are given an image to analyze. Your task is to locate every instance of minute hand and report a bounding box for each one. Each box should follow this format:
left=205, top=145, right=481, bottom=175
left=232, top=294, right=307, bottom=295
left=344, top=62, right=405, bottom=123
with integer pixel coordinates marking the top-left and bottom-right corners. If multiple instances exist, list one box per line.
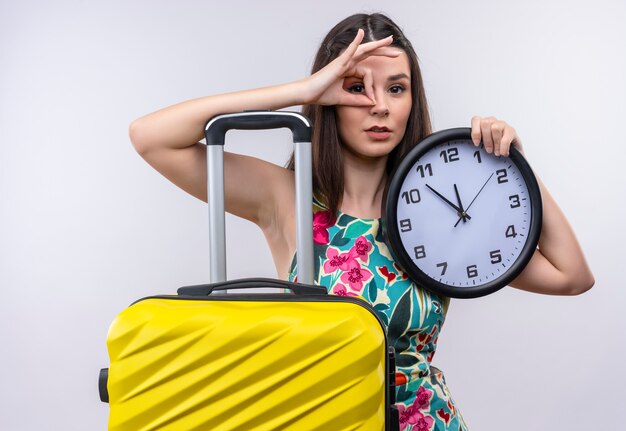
left=454, top=172, right=495, bottom=227
left=425, top=184, right=471, bottom=219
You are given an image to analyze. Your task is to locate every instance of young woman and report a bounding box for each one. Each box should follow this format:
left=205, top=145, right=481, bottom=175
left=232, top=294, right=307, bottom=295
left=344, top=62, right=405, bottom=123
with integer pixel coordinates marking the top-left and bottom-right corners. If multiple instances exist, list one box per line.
left=129, top=13, right=594, bottom=431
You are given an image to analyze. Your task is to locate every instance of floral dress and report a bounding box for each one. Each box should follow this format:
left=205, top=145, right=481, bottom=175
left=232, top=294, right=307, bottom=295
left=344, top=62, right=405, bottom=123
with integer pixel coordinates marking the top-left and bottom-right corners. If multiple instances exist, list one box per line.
left=288, top=200, right=469, bottom=431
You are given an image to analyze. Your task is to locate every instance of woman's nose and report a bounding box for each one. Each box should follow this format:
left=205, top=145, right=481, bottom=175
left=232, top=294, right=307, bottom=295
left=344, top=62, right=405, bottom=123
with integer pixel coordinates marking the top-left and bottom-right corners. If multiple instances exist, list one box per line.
left=370, top=91, right=389, bottom=116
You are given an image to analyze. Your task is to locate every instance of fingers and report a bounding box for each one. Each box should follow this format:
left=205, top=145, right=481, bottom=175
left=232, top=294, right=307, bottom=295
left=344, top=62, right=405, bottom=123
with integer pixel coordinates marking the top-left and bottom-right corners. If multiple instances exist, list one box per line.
left=499, top=127, right=515, bottom=157
left=480, top=117, right=495, bottom=154
left=343, top=29, right=365, bottom=60
left=354, top=43, right=400, bottom=66
left=321, top=31, right=397, bottom=107
left=491, top=122, right=504, bottom=156
left=335, top=32, right=396, bottom=77
left=338, top=93, right=378, bottom=107
left=354, top=36, right=396, bottom=60
left=362, top=68, right=375, bottom=105
left=342, top=29, right=389, bottom=64
left=471, top=116, right=482, bottom=146
left=471, top=116, right=520, bottom=157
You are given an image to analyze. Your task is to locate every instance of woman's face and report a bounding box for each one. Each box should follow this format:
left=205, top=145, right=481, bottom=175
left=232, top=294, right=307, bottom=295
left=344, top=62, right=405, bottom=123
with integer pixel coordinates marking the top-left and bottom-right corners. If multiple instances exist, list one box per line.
left=336, top=50, right=413, bottom=161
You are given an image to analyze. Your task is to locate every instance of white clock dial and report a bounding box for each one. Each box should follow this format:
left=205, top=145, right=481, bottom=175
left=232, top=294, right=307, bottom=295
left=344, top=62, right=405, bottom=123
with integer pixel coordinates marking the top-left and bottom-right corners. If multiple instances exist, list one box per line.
left=396, top=139, right=532, bottom=289
left=384, top=128, right=542, bottom=298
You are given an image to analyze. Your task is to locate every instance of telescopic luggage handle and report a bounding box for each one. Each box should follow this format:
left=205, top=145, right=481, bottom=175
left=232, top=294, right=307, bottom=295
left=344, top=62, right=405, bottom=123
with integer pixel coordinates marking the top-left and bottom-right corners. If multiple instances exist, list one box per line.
left=204, top=111, right=314, bottom=285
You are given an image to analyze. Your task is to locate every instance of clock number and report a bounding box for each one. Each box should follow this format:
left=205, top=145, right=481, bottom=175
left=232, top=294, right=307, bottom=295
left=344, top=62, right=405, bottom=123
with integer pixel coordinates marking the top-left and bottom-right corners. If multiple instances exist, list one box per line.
left=399, top=219, right=412, bottom=232
left=473, top=150, right=482, bottom=163
left=436, top=262, right=448, bottom=276
left=505, top=225, right=518, bottom=238
left=440, top=148, right=460, bottom=164
left=401, top=189, right=421, bottom=204
left=466, top=265, right=478, bottom=278
left=490, top=250, right=502, bottom=264
left=509, top=194, right=521, bottom=208
left=416, top=163, right=433, bottom=178
left=414, top=245, right=426, bottom=259
left=496, top=169, right=508, bottom=184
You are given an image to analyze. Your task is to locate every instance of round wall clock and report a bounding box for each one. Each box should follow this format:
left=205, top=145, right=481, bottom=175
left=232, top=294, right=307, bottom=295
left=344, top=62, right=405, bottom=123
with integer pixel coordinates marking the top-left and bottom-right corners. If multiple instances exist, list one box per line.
left=382, top=128, right=542, bottom=298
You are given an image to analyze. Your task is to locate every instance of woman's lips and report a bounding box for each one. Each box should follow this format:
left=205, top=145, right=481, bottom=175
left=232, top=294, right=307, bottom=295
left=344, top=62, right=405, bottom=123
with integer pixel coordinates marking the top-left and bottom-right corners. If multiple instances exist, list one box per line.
left=366, top=127, right=392, bottom=140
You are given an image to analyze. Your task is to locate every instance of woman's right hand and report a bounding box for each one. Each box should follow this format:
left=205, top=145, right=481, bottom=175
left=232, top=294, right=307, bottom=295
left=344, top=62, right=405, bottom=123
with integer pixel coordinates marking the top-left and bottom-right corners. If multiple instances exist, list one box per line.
left=303, top=29, right=399, bottom=107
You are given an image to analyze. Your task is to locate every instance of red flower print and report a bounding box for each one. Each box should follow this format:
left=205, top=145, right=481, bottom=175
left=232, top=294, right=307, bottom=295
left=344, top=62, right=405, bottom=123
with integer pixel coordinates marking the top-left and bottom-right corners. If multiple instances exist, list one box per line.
left=332, top=284, right=359, bottom=297
left=323, top=247, right=355, bottom=273
left=377, top=266, right=396, bottom=283
left=416, top=325, right=439, bottom=351
left=313, top=210, right=333, bottom=245
left=436, top=408, right=451, bottom=425
left=340, top=261, right=372, bottom=292
left=350, top=236, right=372, bottom=262
left=447, top=400, right=456, bottom=415
left=393, top=262, right=409, bottom=280
left=398, top=404, right=434, bottom=431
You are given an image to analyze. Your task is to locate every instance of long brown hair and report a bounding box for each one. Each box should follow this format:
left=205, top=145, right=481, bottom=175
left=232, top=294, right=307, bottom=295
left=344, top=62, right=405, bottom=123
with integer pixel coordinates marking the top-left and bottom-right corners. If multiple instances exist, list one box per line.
left=287, top=13, right=432, bottom=216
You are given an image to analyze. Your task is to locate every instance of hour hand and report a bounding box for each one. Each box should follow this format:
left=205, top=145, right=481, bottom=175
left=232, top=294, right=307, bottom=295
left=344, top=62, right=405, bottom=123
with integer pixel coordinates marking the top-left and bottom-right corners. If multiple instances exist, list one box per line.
left=425, top=184, right=471, bottom=220
left=454, top=183, right=470, bottom=224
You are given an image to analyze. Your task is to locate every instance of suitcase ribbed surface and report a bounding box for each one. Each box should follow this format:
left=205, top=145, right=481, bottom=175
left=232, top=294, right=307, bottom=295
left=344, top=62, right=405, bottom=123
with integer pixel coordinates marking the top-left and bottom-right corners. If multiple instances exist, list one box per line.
left=106, top=297, right=387, bottom=430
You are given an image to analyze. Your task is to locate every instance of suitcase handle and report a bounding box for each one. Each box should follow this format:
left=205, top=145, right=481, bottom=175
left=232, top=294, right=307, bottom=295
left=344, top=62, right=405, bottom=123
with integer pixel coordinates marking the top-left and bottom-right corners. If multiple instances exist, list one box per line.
left=204, top=111, right=314, bottom=285
left=205, top=111, right=311, bottom=146
left=177, top=278, right=326, bottom=296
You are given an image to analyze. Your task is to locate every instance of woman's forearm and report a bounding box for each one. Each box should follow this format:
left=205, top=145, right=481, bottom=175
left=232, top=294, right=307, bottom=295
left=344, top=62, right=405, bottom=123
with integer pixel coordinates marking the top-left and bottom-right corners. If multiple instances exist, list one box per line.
left=129, top=79, right=310, bottom=153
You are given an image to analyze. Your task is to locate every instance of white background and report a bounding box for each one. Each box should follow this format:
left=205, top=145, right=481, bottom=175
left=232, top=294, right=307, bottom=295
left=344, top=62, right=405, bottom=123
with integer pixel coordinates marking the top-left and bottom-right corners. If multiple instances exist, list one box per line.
left=1, top=1, right=624, bottom=430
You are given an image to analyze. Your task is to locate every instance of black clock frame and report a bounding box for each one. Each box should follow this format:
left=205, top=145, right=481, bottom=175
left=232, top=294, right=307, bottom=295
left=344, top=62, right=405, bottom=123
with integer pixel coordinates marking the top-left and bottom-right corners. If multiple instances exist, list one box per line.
left=382, top=128, right=543, bottom=299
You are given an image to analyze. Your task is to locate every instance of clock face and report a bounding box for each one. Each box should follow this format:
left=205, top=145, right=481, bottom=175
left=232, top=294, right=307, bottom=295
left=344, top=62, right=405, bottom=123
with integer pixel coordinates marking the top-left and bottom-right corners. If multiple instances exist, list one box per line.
left=383, top=128, right=542, bottom=298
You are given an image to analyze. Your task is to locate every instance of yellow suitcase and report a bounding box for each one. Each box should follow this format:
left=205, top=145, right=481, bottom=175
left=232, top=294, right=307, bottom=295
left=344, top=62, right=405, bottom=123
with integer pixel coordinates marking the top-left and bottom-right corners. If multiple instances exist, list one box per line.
left=100, top=279, right=397, bottom=430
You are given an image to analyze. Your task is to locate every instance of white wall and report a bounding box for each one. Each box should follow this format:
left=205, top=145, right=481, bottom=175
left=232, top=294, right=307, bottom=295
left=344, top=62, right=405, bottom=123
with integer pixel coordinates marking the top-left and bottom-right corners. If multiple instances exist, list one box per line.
left=1, top=0, right=624, bottom=430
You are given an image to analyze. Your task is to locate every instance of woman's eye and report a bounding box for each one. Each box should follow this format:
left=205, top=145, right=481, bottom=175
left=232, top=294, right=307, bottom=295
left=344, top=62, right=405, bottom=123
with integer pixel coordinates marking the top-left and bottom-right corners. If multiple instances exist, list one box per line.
left=389, top=85, right=405, bottom=94
left=348, top=84, right=365, bottom=93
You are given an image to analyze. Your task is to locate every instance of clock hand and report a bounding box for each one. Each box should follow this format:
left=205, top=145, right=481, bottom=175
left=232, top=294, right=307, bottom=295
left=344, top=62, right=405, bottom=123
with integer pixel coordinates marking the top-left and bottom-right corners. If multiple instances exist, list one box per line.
left=453, top=183, right=470, bottom=224
left=454, top=172, right=495, bottom=227
left=425, top=184, right=471, bottom=220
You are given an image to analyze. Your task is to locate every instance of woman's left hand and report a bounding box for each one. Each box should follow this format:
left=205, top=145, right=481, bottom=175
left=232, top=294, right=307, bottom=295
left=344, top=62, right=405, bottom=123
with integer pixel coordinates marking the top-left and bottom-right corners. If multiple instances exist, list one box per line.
left=470, top=116, right=525, bottom=157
